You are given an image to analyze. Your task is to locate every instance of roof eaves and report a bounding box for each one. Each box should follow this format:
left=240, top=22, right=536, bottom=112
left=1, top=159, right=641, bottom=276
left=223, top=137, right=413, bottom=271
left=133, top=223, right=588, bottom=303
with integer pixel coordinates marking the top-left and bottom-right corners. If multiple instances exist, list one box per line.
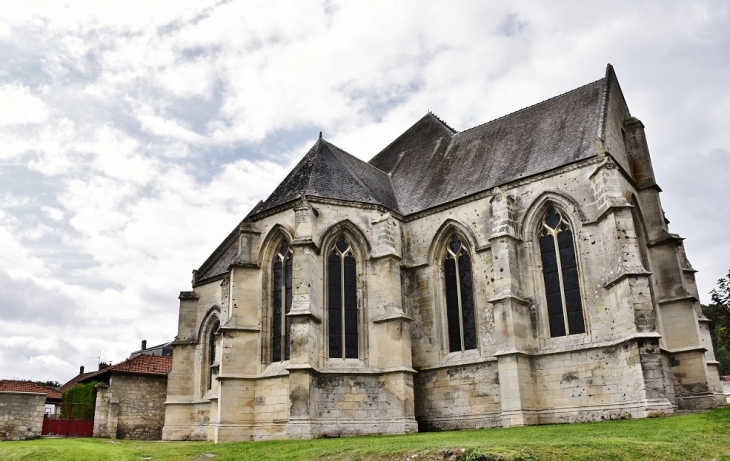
left=195, top=200, right=264, bottom=281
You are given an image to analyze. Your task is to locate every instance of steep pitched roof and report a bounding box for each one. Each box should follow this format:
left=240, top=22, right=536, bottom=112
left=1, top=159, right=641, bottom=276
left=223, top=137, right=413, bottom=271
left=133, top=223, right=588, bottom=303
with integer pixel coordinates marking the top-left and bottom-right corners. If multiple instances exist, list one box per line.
left=79, top=355, right=172, bottom=382
left=195, top=201, right=263, bottom=284
left=0, top=380, right=62, bottom=400
left=372, top=77, right=607, bottom=214
left=255, top=136, right=399, bottom=215
left=195, top=66, right=614, bottom=281
left=369, top=112, right=457, bottom=174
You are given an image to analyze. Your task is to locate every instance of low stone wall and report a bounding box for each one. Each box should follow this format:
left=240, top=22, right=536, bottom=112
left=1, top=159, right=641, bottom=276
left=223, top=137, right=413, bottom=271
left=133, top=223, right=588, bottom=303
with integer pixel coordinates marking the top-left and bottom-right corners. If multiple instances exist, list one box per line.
left=0, top=391, right=46, bottom=441
left=414, top=361, right=501, bottom=431
left=94, top=374, right=168, bottom=440
left=310, top=371, right=416, bottom=437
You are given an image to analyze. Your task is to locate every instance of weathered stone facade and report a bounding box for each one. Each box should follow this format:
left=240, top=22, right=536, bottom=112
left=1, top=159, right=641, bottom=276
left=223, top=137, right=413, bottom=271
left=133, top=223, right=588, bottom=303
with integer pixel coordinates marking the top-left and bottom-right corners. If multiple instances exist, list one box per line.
left=93, top=374, right=168, bottom=440
left=0, top=392, right=45, bottom=441
left=163, top=65, right=725, bottom=443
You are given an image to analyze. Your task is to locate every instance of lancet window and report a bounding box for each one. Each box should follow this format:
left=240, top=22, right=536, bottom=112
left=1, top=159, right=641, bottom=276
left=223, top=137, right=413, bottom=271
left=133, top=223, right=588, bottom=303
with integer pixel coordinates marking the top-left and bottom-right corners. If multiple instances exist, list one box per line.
left=539, top=207, right=585, bottom=337
left=272, top=240, right=293, bottom=362
left=444, top=235, right=477, bottom=352
left=207, top=319, right=219, bottom=390
left=328, top=236, right=358, bottom=359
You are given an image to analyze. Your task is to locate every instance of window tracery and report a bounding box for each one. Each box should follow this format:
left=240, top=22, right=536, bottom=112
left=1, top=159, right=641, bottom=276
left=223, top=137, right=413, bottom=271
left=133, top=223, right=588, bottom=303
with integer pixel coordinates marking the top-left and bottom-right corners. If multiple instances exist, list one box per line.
left=272, top=240, right=293, bottom=362
left=328, top=236, right=358, bottom=358
left=539, top=207, right=585, bottom=337
left=444, top=235, right=477, bottom=352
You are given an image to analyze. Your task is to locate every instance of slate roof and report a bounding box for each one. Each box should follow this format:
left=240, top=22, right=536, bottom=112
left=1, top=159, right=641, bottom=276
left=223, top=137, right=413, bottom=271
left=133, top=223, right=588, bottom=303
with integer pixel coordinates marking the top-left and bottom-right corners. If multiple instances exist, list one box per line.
left=195, top=201, right=263, bottom=284
left=256, top=136, right=399, bottom=215
left=197, top=66, right=615, bottom=281
left=79, top=355, right=172, bottom=383
left=0, top=380, right=62, bottom=400
left=373, top=78, right=607, bottom=214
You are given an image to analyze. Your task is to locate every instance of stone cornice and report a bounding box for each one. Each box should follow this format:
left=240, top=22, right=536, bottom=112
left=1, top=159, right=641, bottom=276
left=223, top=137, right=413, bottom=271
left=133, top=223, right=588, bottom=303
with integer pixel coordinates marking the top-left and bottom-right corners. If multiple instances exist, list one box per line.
left=493, top=332, right=662, bottom=358
left=286, top=310, right=322, bottom=323
left=488, top=293, right=530, bottom=305
left=219, top=325, right=260, bottom=332
left=369, top=252, right=402, bottom=262
left=373, top=311, right=413, bottom=323
left=178, top=291, right=199, bottom=300
left=657, top=294, right=697, bottom=306
left=660, top=345, right=707, bottom=355
left=603, top=268, right=651, bottom=290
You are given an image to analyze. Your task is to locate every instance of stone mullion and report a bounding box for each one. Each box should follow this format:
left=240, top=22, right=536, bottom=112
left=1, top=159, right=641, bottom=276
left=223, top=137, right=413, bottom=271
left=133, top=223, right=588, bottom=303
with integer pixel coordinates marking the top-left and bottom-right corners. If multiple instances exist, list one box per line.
left=454, top=254, right=465, bottom=351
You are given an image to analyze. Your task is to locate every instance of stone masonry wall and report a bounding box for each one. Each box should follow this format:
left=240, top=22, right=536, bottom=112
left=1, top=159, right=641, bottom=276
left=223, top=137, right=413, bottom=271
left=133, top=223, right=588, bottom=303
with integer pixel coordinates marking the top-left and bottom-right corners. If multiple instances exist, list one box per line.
left=0, top=392, right=45, bottom=441
left=414, top=361, right=501, bottom=431
left=100, top=374, right=168, bottom=440
left=531, top=341, right=658, bottom=422
left=311, top=372, right=415, bottom=437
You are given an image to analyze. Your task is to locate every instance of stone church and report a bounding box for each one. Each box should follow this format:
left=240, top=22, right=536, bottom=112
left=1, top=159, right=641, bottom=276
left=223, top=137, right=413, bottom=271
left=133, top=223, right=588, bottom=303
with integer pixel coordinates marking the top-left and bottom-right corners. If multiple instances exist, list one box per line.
left=162, top=65, right=725, bottom=442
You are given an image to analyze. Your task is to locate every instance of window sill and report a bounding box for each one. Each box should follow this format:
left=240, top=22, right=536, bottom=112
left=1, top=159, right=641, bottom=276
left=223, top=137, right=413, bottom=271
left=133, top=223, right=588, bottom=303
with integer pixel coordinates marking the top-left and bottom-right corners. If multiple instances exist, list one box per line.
left=542, top=333, right=590, bottom=350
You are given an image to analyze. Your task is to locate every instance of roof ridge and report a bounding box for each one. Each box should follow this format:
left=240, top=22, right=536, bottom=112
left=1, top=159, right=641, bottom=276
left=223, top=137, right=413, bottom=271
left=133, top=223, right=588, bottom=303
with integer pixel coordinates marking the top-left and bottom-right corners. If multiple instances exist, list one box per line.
left=458, top=77, right=606, bottom=136
left=303, top=137, right=324, bottom=197
left=81, top=354, right=172, bottom=381
left=324, top=138, right=390, bottom=176
left=368, top=112, right=456, bottom=174
left=323, top=140, right=385, bottom=204
left=427, top=111, right=458, bottom=133
left=598, top=63, right=626, bottom=142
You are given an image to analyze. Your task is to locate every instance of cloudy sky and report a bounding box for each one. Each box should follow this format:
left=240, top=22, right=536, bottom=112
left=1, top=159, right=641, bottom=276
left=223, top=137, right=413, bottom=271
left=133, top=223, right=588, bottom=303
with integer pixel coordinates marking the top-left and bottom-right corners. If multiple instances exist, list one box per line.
left=1, top=1, right=728, bottom=383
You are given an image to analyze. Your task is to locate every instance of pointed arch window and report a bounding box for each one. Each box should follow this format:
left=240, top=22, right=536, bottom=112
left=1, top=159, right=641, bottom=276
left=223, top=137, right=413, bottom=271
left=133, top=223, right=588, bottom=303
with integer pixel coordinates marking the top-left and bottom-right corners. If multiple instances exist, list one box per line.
left=444, top=235, right=477, bottom=352
left=328, top=236, right=358, bottom=359
left=207, top=319, right=219, bottom=390
left=539, top=207, right=585, bottom=337
left=272, top=240, right=293, bottom=362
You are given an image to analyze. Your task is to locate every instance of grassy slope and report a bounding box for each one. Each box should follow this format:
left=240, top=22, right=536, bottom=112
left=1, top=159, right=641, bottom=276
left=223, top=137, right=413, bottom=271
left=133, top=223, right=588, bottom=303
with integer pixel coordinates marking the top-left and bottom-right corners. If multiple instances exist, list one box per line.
left=1, top=407, right=729, bottom=461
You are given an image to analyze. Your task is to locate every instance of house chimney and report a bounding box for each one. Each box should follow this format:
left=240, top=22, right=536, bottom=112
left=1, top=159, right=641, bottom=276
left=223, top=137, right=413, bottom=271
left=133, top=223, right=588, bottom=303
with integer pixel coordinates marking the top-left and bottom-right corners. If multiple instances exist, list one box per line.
left=142, top=339, right=147, bottom=350
left=98, top=362, right=110, bottom=371
left=80, top=365, right=85, bottom=375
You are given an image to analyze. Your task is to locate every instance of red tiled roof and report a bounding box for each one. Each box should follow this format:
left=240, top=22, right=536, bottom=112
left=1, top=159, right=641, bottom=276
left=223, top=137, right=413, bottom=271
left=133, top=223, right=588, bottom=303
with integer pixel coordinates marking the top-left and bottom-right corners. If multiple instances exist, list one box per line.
left=80, top=355, right=172, bottom=382
left=0, top=380, right=62, bottom=400
left=59, top=371, right=98, bottom=392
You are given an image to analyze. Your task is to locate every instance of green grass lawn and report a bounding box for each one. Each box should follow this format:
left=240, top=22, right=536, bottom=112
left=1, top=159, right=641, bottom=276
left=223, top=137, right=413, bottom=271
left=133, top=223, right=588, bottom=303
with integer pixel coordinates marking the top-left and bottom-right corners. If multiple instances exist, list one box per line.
left=2, top=407, right=729, bottom=461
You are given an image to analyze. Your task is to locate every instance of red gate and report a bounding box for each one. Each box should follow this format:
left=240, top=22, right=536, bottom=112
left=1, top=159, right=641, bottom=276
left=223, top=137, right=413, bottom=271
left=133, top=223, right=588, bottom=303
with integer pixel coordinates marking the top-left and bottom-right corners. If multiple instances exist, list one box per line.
left=42, top=402, right=94, bottom=437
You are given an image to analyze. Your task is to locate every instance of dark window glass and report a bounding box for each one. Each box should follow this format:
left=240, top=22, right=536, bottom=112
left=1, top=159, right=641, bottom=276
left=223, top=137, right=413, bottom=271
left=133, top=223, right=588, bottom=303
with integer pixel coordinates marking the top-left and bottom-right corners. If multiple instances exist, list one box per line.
left=284, top=255, right=293, bottom=359
left=329, top=236, right=358, bottom=359
left=208, top=320, right=219, bottom=389
left=344, top=255, right=358, bottom=358
left=272, top=240, right=292, bottom=362
left=272, top=260, right=282, bottom=362
left=459, top=254, right=477, bottom=350
left=540, top=208, right=585, bottom=337
left=328, top=253, right=342, bottom=358
left=443, top=235, right=477, bottom=352
left=444, top=258, right=461, bottom=352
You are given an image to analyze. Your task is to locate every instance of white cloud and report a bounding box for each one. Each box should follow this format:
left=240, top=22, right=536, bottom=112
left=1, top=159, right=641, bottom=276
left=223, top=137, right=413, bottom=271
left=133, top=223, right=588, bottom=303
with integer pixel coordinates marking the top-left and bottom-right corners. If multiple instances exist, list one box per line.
left=0, top=83, right=49, bottom=126
left=41, top=205, right=64, bottom=221
left=0, top=1, right=728, bottom=384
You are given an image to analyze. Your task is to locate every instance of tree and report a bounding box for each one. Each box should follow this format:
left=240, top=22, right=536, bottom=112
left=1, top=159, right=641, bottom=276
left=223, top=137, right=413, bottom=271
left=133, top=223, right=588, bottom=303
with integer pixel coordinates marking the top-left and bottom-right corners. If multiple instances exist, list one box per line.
left=35, top=380, right=61, bottom=389
left=705, top=269, right=730, bottom=376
